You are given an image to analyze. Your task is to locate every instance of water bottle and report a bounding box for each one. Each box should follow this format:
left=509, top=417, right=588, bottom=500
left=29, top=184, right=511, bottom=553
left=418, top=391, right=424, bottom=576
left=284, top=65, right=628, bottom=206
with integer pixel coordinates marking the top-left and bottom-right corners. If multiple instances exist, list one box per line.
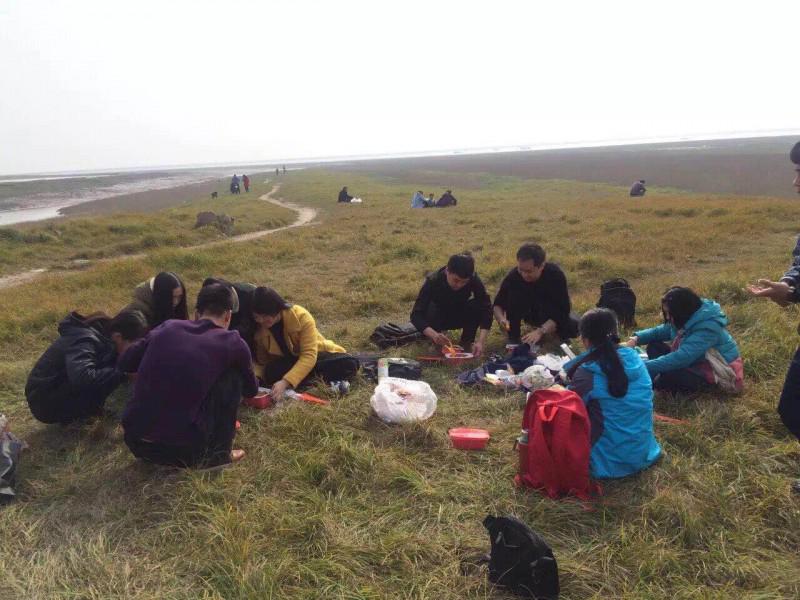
left=377, top=358, right=389, bottom=380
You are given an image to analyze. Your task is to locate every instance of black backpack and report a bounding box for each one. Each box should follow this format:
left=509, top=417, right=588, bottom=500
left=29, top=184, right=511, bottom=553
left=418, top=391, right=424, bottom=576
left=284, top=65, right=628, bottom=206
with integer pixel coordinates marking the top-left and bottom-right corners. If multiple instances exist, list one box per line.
left=597, top=278, right=636, bottom=328
left=369, top=322, right=424, bottom=349
left=483, top=515, right=559, bottom=599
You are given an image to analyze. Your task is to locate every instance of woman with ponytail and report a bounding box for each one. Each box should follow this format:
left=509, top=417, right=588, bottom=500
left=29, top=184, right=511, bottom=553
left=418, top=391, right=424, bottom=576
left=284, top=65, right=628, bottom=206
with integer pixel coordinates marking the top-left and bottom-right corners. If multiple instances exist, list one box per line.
left=124, top=272, right=189, bottom=329
left=565, top=308, right=662, bottom=479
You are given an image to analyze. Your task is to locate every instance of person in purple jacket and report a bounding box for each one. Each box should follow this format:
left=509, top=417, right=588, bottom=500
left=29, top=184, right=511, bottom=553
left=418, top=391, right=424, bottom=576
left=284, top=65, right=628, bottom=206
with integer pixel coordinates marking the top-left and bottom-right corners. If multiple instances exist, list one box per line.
left=747, top=140, right=800, bottom=493
left=119, top=283, right=258, bottom=469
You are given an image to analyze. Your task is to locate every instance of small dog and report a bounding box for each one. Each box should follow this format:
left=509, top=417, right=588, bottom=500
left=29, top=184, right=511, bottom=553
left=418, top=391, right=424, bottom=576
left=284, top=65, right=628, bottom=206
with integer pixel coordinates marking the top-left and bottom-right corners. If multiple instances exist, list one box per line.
left=211, top=191, right=218, bottom=199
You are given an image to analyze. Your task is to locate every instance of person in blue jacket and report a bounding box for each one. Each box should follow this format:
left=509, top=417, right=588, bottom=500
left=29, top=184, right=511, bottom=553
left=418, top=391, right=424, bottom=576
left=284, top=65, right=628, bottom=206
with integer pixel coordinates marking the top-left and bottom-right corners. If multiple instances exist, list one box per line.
left=411, top=190, right=428, bottom=208
left=628, top=287, right=743, bottom=395
left=565, top=308, right=662, bottom=479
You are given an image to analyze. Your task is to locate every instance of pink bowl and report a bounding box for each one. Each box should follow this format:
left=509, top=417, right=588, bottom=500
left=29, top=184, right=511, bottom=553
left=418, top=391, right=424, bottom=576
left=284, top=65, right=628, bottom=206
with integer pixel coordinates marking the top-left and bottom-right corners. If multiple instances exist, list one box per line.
left=243, top=393, right=272, bottom=409
left=448, top=427, right=490, bottom=450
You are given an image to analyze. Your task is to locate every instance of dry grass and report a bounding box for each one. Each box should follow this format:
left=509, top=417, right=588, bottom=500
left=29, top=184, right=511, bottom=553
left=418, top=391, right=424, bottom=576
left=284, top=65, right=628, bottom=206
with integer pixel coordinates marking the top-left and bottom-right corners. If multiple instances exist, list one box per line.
left=1, top=169, right=799, bottom=598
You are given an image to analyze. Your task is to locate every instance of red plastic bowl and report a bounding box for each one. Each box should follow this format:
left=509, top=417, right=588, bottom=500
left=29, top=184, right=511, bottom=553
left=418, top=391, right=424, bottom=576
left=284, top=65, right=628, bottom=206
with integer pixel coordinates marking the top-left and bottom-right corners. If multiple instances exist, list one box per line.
left=243, top=393, right=272, bottom=409
left=448, top=427, right=490, bottom=450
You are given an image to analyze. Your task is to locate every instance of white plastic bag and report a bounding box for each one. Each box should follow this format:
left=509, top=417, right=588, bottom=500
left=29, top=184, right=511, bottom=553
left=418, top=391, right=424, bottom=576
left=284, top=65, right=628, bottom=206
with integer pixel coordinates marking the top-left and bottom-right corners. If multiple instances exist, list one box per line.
left=370, top=377, right=437, bottom=424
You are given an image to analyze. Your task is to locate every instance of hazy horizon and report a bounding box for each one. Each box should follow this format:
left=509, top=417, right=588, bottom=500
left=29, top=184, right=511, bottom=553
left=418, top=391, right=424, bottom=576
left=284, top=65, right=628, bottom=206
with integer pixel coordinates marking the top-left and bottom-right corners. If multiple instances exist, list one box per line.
left=2, top=1, right=798, bottom=175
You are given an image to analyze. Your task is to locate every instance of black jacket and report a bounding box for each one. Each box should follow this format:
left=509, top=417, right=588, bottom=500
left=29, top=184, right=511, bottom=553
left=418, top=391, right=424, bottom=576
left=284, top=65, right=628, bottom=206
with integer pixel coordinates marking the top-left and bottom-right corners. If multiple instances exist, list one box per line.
left=411, top=267, right=493, bottom=332
left=493, top=263, right=573, bottom=334
left=338, top=189, right=353, bottom=203
left=25, top=313, right=123, bottom=422
left=436, top=192, right=457, bottom=207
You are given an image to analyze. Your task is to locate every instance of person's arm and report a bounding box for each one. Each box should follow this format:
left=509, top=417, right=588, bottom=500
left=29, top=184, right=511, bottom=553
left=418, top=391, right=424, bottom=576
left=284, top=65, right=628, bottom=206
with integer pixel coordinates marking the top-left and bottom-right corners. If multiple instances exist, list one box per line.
left=117, top=335, right=149, bottom=373
left=492, top=274, right=511, bottom=329
left=541, top=268, right=572, bottom=335
left=642, top=327, right=718, bottom=375
left=282, top=311, right=320, bottom=389
left=410, top=278, right=440, bottom=340
left=233, top=337, right=259, bottom=398
left=633, top=323, right=674, bottom=346
left=64, top=337, right=124, bottom=390
left=748, top=237, right=800, bottom=305
left=568, top=365, right=594, bottom=402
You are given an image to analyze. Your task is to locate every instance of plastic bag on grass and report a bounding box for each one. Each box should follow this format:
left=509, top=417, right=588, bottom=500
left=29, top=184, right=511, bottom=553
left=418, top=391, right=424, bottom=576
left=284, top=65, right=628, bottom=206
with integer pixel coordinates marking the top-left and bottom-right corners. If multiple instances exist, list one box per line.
left=1, top=414, right=26, bottom=503
left=370, top=377, right=437, bottom=424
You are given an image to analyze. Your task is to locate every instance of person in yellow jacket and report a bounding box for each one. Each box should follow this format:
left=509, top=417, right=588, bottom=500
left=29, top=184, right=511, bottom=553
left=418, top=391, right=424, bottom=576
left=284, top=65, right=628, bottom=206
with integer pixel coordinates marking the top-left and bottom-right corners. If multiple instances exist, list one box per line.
left=251, top=287, right=359, bottom=399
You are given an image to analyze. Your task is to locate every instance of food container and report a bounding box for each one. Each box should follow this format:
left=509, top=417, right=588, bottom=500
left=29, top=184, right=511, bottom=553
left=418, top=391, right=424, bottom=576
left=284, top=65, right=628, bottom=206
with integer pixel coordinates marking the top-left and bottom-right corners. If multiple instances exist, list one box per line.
left=443, top=352, right=475, bottom=365
left=448, top=427, right=490, bottom=450
left=243, top=391, right=272, bottom=409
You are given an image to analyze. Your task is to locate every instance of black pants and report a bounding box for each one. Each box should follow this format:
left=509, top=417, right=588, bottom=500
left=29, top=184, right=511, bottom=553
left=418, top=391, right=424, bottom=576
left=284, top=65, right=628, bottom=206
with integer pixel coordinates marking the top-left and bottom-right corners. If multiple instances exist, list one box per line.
left=506, top=311, right=580, bottom=343
left=261, top=352, right=359, bottom=387
left=425, top=300, right=484, bottom=346
left=779, top=346, right=800, bottom=441
left=125, top=369, right=242, bottom=468
left=27, top=386, right=111, bottom=424
left=646, top=342, right=710, bottom=394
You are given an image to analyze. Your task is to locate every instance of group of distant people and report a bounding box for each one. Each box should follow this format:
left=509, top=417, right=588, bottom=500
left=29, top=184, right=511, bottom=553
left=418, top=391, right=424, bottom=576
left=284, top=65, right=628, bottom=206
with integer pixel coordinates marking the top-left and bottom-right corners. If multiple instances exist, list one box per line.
left=411, top=189, right=457, bottom=208
left=20, top=142, right=800, bottom=491
left=230, top=174, right=250, bottom=194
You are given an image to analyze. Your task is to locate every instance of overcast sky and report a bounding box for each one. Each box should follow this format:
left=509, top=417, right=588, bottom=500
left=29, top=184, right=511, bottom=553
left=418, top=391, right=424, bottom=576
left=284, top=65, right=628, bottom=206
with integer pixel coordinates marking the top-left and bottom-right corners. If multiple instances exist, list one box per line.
left=1, top=1, right=797, bottom=175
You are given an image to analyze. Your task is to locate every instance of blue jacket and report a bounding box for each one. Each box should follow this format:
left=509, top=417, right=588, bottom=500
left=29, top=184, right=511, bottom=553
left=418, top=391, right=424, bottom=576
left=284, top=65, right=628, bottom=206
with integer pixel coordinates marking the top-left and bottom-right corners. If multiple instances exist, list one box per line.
left=635, top=299, right=740, bottom=376
left=411, top=192, right=427, bottom=208
left=780, top=236, right=800, bottom=303
left=566, top=346, right=662, bottom=479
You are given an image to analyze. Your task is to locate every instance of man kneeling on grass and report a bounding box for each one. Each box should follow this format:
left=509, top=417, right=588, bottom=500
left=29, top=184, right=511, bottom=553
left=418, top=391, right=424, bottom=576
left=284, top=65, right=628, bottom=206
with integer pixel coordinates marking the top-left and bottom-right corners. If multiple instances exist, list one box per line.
left=411, top=252, right=493, bottom=357
left=493, top=243, right=579, bottom=346
left=120, top=283, right=258, bottom=469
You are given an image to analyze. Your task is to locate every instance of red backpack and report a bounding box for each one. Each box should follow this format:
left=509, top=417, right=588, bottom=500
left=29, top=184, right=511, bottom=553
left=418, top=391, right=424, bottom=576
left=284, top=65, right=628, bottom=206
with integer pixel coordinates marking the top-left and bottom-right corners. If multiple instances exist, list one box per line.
left=516, top=388, right=600, bottom=500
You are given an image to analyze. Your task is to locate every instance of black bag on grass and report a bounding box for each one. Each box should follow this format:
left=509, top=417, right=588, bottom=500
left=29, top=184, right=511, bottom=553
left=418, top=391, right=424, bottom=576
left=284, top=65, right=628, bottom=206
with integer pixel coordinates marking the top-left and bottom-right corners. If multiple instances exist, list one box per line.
left=355, top=355, right=422, bottom=381
left=369, top=322, right=424, bottom=349
left=597, top=278, right=636, bottom=328
left=483, top=515, right=559, bottom=599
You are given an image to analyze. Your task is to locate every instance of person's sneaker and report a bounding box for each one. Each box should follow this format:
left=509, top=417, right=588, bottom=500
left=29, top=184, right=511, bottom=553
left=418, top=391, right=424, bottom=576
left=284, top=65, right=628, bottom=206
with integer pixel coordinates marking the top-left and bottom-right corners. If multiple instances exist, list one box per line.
left=196, top=449, right=246, bottom=473
left=791, top=479, right=800, bottom=495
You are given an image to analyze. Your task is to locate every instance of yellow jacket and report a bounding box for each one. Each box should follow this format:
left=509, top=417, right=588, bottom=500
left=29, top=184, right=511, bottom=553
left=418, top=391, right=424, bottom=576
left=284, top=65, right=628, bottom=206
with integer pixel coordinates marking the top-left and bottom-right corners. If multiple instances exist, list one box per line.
left=252, top=304, right=345, bottom=388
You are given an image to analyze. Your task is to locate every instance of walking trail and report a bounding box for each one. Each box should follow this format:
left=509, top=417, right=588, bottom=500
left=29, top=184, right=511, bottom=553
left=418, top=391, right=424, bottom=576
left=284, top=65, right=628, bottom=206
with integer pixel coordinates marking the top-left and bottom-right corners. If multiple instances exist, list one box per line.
left=0, top=185, right=317, bottom=290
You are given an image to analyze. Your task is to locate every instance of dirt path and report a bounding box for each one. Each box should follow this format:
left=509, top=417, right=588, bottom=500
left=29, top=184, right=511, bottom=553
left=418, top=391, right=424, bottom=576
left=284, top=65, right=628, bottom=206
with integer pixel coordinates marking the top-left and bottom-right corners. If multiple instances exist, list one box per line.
left=0, top=185, right=318, bottom=290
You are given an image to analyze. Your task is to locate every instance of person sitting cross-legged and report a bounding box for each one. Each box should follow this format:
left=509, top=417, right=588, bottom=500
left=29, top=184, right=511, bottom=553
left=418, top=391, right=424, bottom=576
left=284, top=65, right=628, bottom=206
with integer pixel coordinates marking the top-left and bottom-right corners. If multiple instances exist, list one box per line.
left=120, top=283, right=258, bottom=469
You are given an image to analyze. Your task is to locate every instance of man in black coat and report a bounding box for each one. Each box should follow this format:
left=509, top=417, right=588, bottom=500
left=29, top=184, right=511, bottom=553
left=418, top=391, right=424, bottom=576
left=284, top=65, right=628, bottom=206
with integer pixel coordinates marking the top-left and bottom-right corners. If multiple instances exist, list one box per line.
left=338, top=186, right=353, bottom=203
left=436, top=189, right=457, bottom=207
left=25, top=311, right=148, bottom=423
left=410, top=253, right=493, bottom=357
left=493, top=243, right=579, bottom=345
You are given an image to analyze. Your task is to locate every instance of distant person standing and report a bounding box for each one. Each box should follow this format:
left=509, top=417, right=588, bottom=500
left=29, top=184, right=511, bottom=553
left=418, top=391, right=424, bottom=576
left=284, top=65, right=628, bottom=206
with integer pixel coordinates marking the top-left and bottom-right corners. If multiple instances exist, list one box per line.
left=242, top=174, right=250, bottom=193
left=276, top=168, right=280, bottom=177
left=230, top=174, right=240, bottom=194
left=630, top=180, right=647, bottom=197
left=436, top=189, right=458, bottom=207
left=282, top=165, right=286, bottom=174
left=338, top=186, right=354, bottom=203
left=747, top=141, right=800, bottom=494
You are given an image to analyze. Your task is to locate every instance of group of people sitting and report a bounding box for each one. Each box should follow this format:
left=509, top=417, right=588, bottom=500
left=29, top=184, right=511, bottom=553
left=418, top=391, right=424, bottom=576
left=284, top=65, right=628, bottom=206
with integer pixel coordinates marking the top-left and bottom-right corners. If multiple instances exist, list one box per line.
left=26, top=273, right=357, bottom=469
left=410, top=243, right=743, bottom=479
left=411, top=189, right=457, bottom=208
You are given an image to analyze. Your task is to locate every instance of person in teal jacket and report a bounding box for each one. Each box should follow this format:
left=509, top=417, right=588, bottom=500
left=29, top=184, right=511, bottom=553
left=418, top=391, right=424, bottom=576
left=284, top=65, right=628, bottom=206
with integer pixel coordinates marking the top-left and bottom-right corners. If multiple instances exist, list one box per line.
left=566, top=308, right=662, bottom=479
left=627, top=287, right=743, bottom=394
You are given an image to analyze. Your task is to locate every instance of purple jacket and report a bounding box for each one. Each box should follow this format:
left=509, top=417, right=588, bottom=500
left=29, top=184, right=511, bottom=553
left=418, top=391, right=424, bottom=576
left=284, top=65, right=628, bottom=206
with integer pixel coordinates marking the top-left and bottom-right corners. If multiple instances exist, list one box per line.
left=120, top=319, right=258, bottom=444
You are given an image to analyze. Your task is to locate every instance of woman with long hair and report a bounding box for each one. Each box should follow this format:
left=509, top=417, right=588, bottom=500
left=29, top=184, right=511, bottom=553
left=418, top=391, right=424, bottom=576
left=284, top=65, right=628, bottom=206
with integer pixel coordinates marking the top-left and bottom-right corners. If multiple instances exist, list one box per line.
left=566, top=308, right=662, bottom=479
left=627, top=287, right=743, bottom=394
left=251, top=287, right=358, bottom=399
left=125, top=271, right=189, bottom=329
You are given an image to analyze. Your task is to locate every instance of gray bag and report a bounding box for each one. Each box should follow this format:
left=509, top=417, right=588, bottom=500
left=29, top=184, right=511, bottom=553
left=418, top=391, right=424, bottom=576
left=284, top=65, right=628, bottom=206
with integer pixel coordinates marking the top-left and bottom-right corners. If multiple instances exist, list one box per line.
left=1, top=415, right=25, bottom=502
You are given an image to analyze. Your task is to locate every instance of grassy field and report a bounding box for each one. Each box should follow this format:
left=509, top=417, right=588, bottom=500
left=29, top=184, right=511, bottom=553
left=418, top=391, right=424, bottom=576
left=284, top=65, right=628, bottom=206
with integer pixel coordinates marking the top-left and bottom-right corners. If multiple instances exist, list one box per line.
left=1, top=168, right=799, bottom=599
left=0, top=176, right=293, bottom=276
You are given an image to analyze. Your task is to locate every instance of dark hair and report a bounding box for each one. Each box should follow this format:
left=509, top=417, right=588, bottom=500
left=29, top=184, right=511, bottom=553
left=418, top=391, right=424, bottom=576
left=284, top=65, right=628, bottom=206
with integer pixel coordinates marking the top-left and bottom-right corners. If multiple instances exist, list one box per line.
left=640, top=179, right=646, bottom=184
left=196, top=283, right=234, bottom=316
left=202, top=277, right=239, bottom=313
left=446, top=252, right=475, bottom=279
left=567, top=308, right=629, bottom=398
left=108, top=310, right=148, bottom=340
left=791, top=142, right=800, bottom=166
left=516, top=243, right=546, bottom=266
left=252, top=286, right=292, bottom=316
left=661, top=287, right=702, bottom=329
left=152, top=272, right=188, bottom=326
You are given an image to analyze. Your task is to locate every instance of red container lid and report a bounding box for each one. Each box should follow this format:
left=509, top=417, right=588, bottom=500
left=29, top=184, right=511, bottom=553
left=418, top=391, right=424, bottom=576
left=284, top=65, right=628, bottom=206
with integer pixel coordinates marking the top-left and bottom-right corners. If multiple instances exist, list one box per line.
left=448, top=427, right=490, bottom=450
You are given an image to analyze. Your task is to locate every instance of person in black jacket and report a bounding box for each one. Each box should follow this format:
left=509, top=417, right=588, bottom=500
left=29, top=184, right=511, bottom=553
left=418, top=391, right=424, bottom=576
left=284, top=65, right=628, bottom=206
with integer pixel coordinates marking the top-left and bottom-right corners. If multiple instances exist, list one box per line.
left=25, top=310, right=148, bottom=424
left=436, top=190, right=457, bottom=207
left=410, top=252, right=493, bottom=357
left=338, top=186, right=353, bottom=203
left=747, top=140, right=800, bottom=493
left=630, top=180, right=647, bottom=197
left=493, top=243, right=579, bottom=345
